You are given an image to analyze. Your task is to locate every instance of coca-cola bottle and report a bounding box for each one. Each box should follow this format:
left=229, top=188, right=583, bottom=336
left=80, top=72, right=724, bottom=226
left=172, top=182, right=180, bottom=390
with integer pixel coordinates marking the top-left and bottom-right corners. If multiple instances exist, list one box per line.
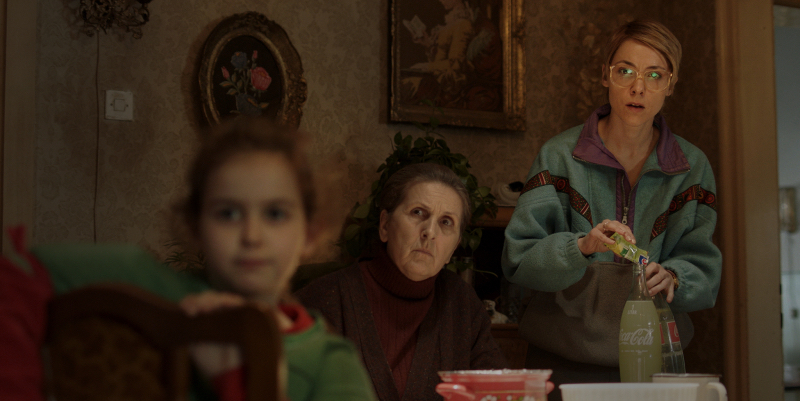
left=654, top=292, right=686, bottom=373
left=619, top=262, right=661, bottom=382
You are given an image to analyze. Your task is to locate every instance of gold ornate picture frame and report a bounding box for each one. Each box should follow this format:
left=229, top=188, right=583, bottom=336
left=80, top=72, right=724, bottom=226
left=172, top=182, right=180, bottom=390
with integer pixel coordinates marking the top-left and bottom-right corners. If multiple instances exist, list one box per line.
left=390, top=0, right=525, bottom=131
left=199, top=12, right=306, bottom=127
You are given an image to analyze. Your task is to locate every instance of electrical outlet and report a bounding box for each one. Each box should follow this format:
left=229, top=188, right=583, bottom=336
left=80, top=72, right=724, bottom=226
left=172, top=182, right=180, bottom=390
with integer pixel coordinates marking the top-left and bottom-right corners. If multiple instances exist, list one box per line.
left=105, top=90, right=133, bottom=121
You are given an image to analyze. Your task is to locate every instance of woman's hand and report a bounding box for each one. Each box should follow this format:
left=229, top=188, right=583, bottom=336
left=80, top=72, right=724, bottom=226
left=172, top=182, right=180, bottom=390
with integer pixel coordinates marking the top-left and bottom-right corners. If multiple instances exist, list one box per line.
left=179, top=291, right=247, bottom=377
left=577, top=219, right=635, bottom=256
left=645, top=262, right=676, bottom=302
left=180, top=291, right=247, bottom=316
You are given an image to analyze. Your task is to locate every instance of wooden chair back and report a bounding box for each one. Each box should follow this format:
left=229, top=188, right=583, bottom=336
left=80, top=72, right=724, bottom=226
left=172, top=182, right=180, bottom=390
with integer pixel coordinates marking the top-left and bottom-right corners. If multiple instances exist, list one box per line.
left=44, top=283, right=283, bottom=401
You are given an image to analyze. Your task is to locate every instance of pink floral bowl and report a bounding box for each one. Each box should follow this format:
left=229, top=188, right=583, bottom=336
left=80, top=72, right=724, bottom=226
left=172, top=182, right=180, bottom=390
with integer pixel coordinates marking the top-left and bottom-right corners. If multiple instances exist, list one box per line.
left=436, top=369, right=553, bottom=401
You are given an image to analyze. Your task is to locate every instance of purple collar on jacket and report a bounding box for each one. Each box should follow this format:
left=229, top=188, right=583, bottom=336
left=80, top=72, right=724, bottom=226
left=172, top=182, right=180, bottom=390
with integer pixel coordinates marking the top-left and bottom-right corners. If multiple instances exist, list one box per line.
left=572, top=104, right=690, bottom=173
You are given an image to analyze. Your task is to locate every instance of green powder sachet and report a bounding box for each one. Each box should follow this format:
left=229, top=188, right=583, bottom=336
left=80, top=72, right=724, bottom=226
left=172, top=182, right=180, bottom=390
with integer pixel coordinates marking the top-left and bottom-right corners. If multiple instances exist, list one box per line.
left=605, top=232, right=649, bottom=265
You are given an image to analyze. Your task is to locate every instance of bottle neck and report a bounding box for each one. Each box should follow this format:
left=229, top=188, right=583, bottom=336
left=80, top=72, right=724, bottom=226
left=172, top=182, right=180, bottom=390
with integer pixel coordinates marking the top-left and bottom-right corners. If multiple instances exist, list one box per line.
left=628, top=263, right=652, bottom=301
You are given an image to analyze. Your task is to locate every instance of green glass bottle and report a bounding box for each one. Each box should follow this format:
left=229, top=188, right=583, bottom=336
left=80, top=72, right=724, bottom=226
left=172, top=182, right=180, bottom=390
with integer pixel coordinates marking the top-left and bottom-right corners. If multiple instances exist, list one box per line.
left=619, top=262, right=661, bottom=382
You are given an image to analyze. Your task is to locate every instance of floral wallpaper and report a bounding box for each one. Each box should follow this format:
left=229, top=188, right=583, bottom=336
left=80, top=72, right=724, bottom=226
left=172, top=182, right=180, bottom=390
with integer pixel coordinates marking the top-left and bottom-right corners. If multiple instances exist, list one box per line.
left=34, top=0, right=720, bottom=373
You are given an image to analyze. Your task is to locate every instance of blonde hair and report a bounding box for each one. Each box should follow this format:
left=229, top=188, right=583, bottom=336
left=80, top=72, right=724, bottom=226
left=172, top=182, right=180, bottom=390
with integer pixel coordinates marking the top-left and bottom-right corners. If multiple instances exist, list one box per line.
left=603, top=20, right=682, bottom=90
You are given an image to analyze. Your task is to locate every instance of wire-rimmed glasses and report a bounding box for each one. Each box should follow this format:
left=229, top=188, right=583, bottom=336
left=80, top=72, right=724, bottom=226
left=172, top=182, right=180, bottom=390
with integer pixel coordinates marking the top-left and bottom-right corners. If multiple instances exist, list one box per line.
left=608, top=64, right=673, bottom=93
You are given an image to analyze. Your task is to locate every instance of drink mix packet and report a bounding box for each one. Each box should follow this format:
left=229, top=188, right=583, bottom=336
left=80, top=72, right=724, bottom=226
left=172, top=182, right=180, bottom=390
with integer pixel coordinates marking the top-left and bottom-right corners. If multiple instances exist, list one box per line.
left=605, top=232, right=649, bottom=265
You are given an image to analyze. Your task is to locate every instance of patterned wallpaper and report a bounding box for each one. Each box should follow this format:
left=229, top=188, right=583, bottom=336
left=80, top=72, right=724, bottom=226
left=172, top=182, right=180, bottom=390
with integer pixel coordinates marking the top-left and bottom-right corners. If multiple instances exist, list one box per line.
left=34, top=0, right=721, bottom=372
left=34, top=0, right=719, bottom=255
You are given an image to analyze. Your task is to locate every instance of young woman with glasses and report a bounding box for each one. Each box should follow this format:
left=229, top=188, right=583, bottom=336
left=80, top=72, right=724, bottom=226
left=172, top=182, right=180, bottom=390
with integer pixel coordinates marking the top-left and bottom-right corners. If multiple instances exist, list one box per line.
left=501, top=20, right=721, bottom=400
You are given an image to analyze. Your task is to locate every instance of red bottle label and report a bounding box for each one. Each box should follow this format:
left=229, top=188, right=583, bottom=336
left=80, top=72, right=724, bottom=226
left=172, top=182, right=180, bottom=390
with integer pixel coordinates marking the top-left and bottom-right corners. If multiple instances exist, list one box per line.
left=667, top=321, right=680, bottom=342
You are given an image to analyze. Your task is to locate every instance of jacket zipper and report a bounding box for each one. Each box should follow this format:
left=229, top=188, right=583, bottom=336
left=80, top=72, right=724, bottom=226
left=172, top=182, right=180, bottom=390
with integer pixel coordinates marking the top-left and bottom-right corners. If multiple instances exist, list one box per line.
left=573, top=154, right=688, bottom=226
left=621, top=174, right=630, bottom=225
left=622, top=167, right=661, bottom=226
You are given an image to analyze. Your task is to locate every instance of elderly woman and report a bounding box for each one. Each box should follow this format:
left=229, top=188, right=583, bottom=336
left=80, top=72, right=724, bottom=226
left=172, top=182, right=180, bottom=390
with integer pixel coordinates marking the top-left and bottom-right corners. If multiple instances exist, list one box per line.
left=502, top=20, right=721, bottom=398
left=296, top=163, right=508, bottom=401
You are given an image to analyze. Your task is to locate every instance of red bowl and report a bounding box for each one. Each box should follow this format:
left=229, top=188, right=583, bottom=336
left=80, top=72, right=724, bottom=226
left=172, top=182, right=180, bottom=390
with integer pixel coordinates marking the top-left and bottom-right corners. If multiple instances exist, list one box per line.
left=436, top=369, right=552, bottom=401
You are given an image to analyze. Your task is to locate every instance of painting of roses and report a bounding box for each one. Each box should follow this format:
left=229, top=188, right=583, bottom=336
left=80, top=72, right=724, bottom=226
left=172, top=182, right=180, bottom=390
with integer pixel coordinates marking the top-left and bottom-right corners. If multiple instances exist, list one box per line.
left=214, top=35, right=282, bottom=118
left=199, top=12, right=307, bottom=127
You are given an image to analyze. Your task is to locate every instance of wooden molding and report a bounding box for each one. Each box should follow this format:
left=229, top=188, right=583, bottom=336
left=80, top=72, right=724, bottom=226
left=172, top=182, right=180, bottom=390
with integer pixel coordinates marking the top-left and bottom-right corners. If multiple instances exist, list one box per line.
left=717, top=0, right=783, bottom=400
left=2, top=1, right=37, bottom=253
left=716, top=1, right=748, bottom=398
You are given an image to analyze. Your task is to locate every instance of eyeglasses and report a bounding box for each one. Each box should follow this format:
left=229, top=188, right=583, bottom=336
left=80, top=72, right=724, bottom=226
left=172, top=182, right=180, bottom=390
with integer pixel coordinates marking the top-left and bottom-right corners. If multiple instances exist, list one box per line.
left=608, top=65, right=673, bottom=93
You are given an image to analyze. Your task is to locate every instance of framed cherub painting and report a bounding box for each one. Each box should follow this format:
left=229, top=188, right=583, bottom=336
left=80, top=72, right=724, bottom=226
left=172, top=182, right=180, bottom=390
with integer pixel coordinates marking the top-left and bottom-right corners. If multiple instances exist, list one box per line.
left=390, top=0, right=525, bottom=130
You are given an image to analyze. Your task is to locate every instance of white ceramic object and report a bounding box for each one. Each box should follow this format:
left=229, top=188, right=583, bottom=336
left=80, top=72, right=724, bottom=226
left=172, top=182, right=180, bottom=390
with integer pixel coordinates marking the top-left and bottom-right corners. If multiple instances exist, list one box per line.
left=652, top=373, right=728, bottom=401
left=560, top=382, right=699, bottom=401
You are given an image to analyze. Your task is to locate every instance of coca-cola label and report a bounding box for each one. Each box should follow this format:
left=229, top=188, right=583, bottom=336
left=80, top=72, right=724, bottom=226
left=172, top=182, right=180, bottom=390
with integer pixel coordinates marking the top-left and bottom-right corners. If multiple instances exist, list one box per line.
left=668, top=321, right=680, bottom=342
left=619, top=328, right=655, bottom=346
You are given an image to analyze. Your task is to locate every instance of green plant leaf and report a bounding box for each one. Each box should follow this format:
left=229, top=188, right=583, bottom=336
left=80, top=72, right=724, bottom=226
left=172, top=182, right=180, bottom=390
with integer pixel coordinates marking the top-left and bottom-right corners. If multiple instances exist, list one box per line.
left=353, top=203, right=371, bottom=219
left=226, top=88, right=237, bottom=95
left=344, top=224, right=361, bottom=240
left=466, top=175, right=478, bottom=188
left=472, top=267, right=498, bottom=277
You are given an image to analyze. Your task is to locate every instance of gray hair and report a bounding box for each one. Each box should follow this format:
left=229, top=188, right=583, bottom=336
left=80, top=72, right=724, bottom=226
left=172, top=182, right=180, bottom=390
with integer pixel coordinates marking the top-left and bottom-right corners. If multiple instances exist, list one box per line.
left=378, top=163, right=471, bottom=230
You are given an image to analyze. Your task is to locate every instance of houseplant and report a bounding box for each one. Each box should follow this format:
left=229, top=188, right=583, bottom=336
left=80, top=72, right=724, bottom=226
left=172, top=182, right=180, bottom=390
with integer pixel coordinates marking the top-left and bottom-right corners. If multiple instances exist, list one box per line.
left=342, top=111, right=498, bottom=274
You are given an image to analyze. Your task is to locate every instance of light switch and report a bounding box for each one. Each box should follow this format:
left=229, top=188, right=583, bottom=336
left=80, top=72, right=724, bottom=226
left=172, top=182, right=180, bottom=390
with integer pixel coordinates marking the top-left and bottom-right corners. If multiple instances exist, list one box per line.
left=105, top=90, right=133, bottom=121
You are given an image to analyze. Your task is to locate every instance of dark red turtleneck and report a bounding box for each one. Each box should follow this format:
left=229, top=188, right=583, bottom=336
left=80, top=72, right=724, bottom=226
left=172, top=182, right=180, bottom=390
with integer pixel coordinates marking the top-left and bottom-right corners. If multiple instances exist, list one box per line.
left=359, top=250, right=437, bottom=400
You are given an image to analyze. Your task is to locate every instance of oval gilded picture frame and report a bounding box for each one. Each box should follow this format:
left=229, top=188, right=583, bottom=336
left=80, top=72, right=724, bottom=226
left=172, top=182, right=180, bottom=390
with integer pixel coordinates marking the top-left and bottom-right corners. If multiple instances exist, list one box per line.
left=199, top=12, right=306, bottom=127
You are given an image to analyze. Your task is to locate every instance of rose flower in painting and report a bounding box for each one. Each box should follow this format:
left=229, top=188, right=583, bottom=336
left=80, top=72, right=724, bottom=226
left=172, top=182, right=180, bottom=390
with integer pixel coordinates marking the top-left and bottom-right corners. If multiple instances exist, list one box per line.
left=220, top=50, right=272, bottom=116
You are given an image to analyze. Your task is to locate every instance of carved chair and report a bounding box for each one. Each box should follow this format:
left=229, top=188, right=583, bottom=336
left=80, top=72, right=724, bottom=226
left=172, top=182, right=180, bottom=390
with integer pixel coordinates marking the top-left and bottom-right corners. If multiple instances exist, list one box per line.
left=43, top=283, right=283, bottom=401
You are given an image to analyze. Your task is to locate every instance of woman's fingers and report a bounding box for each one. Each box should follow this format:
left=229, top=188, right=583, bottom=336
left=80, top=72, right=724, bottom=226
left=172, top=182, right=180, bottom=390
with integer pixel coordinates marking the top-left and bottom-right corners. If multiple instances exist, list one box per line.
left=579, top=219, right=638, bottom=255
left=645, top=263, right=675, bottom=298
left=597, top=220, right=614, bottom=243
left=603, top=219, right=635, bottom=243
left=179, top=291, right=247, bottom=316
left=665, top=283, right=675, bottom=303
left=189, top=343, right=242, bottom=377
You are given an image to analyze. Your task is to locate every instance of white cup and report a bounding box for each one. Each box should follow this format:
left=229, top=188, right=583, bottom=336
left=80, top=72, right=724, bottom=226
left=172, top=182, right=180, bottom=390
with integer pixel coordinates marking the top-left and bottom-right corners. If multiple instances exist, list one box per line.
left=652, top=373, right=727, bottom=401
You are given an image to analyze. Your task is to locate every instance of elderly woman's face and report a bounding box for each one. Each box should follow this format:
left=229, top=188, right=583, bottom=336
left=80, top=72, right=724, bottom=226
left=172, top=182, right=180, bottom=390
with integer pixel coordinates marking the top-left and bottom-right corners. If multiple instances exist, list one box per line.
left=602, top=39, right=672, bottom=128
left=379, top=181, right=463, bottom=281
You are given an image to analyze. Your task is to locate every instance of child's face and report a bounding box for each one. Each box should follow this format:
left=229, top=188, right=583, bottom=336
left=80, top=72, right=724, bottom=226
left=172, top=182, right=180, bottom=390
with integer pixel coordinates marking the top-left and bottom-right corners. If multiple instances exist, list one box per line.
left=197, top=151, right=310, bottom=304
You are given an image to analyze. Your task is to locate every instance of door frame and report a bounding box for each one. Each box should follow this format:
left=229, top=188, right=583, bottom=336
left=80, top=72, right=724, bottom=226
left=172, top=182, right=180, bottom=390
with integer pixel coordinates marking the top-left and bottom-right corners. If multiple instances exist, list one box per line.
left=717, top=0, right=783, bottom=400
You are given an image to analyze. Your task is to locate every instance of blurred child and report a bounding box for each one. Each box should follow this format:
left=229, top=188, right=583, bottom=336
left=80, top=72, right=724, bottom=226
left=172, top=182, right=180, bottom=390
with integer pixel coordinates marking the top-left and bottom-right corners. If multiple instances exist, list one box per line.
left=0, top=118, right=377, bottom=401
left=175, top=118, right=376, bottom=401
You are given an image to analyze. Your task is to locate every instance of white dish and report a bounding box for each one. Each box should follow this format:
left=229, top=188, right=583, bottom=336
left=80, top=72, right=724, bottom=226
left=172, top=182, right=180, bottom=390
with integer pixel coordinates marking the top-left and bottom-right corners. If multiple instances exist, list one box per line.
left=560, top=382, right=700, bottom=401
